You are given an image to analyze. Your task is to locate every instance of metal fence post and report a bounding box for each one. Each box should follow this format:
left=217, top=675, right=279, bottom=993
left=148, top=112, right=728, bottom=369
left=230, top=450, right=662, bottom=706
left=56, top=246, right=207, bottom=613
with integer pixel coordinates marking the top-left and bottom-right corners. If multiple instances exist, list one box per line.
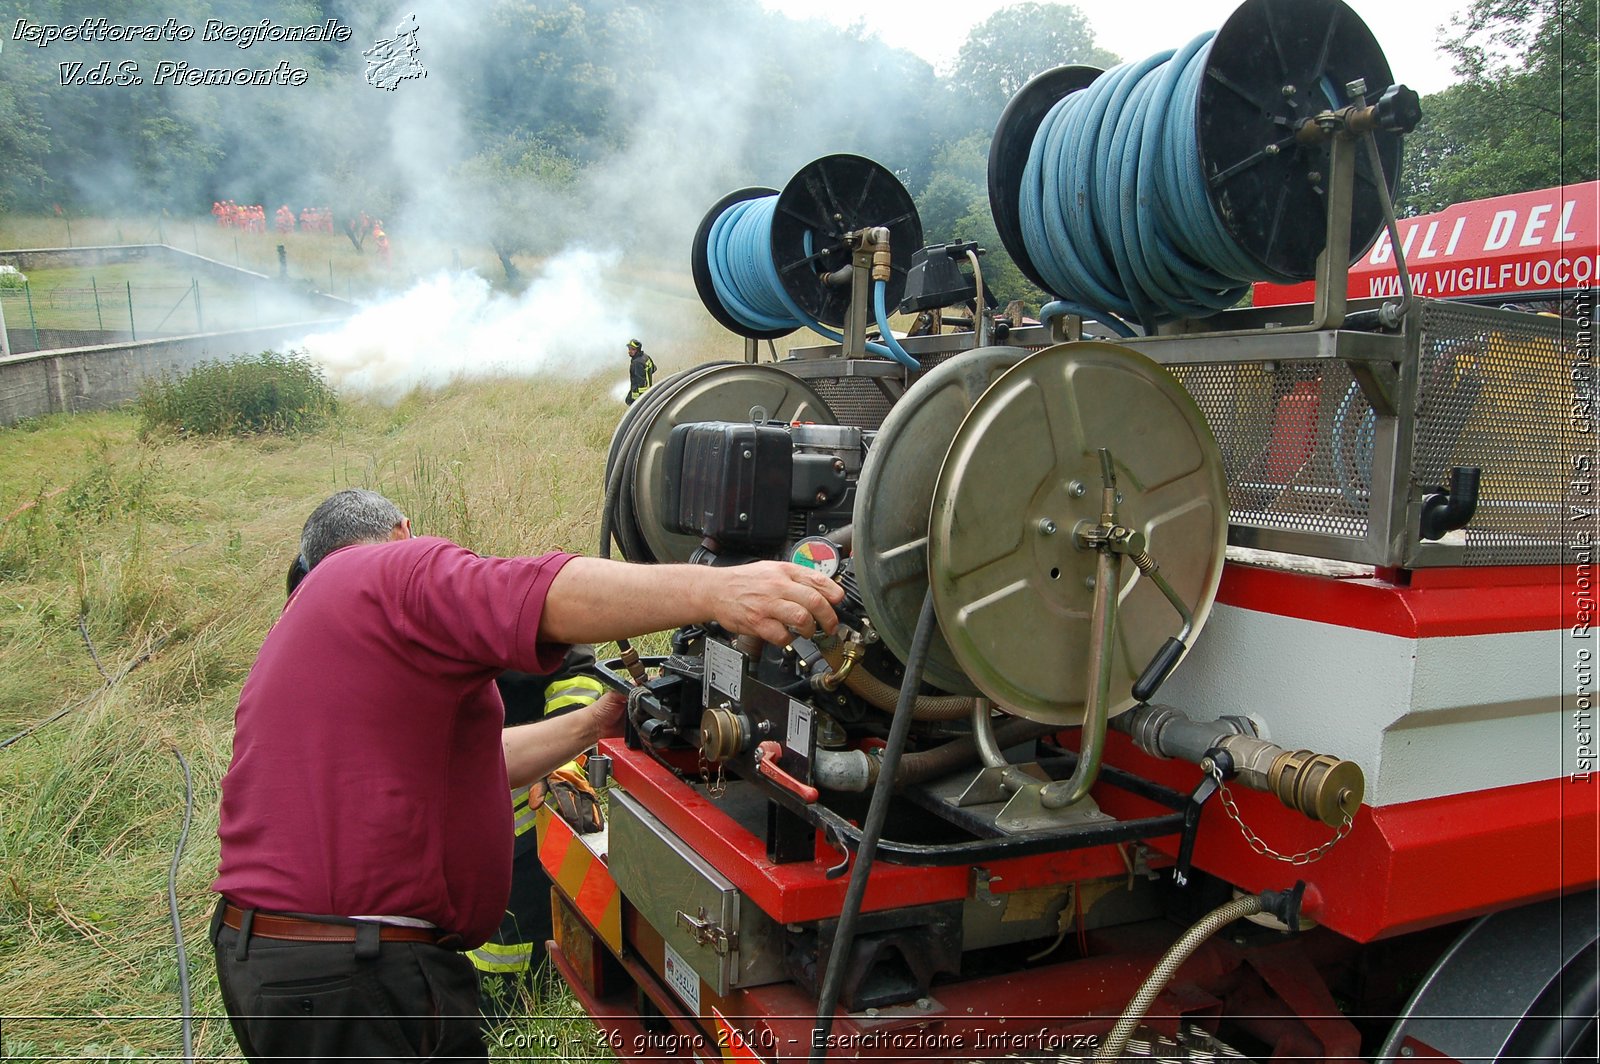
left=24, top=279, right=40, bottom=350
left=0, top=288, right=12, bottom=359
left=92, top=276, right=104, bottom=330
left=193, top=278, right=204, bottom=332
left=127, top=280, right=136, bottom=341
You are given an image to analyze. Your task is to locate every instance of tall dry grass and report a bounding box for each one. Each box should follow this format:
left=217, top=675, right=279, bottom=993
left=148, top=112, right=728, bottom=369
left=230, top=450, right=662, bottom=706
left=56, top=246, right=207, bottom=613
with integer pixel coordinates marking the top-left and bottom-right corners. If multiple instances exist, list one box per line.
left=0, top=319, right=743, bottom=1059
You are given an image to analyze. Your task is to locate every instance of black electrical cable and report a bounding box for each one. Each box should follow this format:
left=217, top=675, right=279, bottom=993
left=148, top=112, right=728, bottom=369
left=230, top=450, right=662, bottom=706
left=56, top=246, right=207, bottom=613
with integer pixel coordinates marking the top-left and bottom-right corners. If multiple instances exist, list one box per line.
left=808, top=589, right=938, bottom=1063
left=165, top=744, right=195, bottom=1064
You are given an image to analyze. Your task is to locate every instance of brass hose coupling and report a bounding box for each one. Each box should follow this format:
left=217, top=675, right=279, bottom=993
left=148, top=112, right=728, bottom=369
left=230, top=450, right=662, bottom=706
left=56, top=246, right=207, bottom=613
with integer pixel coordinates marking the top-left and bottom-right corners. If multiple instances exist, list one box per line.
left=699, top=705, right=749, bottom=763
left=843, top=225, right=892, bottom=282
left=818, top=635, right=865, bottom=692
left=1214, top=734, right=1364, bottom=826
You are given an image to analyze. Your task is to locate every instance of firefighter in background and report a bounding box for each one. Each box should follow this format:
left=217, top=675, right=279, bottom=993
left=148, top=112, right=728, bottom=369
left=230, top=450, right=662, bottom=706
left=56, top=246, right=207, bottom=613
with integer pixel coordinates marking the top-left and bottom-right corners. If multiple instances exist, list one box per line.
left=472, top=651, right=607, bottom=1017
left=625, top=339, right=656, bottom=405
left=372, top=220, right=391, bottom=268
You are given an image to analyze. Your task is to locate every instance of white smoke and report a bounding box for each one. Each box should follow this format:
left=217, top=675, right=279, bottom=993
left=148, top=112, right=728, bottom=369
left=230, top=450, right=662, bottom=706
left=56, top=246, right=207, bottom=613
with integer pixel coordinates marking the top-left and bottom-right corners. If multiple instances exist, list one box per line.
left=295, top=246, right=640, bottom=399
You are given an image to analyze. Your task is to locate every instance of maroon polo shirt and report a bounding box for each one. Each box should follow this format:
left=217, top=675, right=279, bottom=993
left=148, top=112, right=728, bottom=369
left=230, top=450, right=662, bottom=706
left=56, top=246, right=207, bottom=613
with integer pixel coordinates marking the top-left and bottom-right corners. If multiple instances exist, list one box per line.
left=212, top=536, right=575, bottom=946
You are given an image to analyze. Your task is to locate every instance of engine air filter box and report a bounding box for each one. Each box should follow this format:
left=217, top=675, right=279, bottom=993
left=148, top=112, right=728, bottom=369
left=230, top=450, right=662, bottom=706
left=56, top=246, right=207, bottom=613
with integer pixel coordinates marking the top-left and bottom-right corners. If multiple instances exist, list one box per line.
left=664, top=422, right=792, bottom=549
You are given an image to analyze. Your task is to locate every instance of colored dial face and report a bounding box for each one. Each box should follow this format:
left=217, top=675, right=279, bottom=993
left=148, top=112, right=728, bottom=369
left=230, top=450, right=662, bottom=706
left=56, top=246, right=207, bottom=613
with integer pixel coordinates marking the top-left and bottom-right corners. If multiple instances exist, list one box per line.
left=790, top=537, right=840, bottom=578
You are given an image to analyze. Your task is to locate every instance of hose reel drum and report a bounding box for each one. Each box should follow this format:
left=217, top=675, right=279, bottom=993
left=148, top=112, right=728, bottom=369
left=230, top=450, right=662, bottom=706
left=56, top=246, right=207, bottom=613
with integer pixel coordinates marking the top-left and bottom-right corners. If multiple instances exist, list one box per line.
left=612, top=339, right=1229, bottom=725
left=986, top=0, right=1413, bottom=324
left=858, top=341, right=1228, bottom=725
left=690, top=154, right=923, bottom=339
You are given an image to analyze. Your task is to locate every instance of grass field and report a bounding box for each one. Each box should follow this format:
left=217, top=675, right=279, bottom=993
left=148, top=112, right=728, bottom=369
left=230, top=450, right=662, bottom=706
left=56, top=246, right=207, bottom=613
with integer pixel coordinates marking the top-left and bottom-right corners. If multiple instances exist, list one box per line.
left=0, top=204, right=906, bottom=1059
left=0, top=374, right=654, bottom=1060
left=0, top=204, right=805, bottom=1059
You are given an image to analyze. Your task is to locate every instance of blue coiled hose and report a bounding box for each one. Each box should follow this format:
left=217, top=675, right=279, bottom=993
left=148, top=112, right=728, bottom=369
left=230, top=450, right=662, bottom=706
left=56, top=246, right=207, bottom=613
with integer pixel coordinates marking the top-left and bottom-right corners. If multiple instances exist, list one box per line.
left=1019, top=32, right=1298, bottom=328
left=706, top=195, right=919, bottom=369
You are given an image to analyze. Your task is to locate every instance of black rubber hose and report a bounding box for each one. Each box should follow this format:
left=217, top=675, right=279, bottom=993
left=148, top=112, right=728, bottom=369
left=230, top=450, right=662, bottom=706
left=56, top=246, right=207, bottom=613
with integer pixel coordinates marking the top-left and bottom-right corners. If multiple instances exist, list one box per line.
left=598, top=417, right=631, bottom=561
left=895, top=717, right=1058, bottom=787
left=606, top=362, right=735, bottom=563
left=808, top=589, right=939, bottom=1062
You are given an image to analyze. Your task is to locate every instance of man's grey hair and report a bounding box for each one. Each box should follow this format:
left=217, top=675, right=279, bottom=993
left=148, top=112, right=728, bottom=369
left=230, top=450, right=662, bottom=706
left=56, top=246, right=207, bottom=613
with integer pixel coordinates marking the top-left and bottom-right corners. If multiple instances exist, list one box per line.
left=300, top=489, right=406, bottom=570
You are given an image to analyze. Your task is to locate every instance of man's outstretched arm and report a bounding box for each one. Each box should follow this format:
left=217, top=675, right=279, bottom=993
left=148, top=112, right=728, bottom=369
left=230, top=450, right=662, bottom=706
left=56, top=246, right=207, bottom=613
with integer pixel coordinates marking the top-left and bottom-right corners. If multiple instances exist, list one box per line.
left=541, top=557, right=843, bottom=646
left=502, top=690, right=624, bottom=788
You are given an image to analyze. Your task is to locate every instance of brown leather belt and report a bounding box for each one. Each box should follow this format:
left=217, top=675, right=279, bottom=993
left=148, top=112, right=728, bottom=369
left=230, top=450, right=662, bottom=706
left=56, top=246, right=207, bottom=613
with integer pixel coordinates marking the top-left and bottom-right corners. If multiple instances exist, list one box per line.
left=222, top=904, right=441, bottom=945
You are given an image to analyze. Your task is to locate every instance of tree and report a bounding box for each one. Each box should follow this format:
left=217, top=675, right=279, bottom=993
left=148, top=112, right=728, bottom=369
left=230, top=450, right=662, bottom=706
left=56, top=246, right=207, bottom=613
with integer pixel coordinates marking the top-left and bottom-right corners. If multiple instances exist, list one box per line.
left=915, top=134, right=1046, bottom=309
left=1398, top=0, right=1596, bottom=213
left=0, top=49, right=54, bottom=211
left=947, top=3, right=1120, bottom=128
left=455, top=137, right=580, bottom=283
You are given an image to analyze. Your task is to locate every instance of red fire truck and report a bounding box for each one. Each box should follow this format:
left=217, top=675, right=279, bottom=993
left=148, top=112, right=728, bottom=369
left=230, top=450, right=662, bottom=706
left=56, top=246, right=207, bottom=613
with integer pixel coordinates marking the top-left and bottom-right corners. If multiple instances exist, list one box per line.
left=538, top=5, right=1597, bottom=1059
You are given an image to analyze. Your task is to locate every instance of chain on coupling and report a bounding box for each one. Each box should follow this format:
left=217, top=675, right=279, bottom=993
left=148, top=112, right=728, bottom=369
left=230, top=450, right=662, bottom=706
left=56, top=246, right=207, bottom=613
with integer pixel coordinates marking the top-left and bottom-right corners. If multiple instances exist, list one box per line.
left=697, top=747, right=727, bottom=799
left=1208, top=761, right=1353, bottom=866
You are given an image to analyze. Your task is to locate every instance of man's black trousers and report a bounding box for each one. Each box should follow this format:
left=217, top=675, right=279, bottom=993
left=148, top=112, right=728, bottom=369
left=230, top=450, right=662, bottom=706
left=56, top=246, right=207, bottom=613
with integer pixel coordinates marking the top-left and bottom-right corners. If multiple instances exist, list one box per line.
left=211, top=900, right=486, bottom=1062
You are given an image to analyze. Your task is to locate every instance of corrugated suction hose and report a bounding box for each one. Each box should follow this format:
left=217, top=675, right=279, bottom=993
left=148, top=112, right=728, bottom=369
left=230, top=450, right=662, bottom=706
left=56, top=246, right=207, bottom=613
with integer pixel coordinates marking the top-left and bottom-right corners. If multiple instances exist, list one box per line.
left=1093, top=894, right=1266, bottom=1060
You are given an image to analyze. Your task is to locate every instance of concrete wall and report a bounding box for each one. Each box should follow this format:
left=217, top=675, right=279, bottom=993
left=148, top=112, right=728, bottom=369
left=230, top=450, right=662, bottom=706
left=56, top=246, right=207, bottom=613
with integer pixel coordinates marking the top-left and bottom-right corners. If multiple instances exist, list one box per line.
left=0, top=245, right=163, bottom=271
left=0, top=321, right=344, bottom=426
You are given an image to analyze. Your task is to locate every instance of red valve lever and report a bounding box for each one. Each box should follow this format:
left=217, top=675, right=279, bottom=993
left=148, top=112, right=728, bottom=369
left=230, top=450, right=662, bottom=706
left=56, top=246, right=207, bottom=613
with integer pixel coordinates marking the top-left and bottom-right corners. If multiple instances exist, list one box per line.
left=755, top=741, right=819, bottom=803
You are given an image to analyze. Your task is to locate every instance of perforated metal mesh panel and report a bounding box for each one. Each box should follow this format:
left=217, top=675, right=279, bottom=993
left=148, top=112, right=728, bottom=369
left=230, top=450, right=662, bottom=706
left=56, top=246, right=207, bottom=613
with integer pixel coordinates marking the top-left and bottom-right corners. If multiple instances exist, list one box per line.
left=790, top=307, right=1576, bottom=566
left=1163, top=301, right=1575, bottom=566
left=1168, top=359, right=1373, bottom=541
left=1416, top=301, right=1571, bottom=565
left=806, top=377, right=894, bottom=431
left=799, top=350, right=965, bottom=431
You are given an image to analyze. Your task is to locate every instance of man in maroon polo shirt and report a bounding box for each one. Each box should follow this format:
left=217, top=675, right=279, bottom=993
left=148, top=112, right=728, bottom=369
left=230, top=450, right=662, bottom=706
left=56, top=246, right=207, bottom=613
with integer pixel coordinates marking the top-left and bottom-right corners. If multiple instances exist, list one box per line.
left=211, top=489, right=842, bottom=1061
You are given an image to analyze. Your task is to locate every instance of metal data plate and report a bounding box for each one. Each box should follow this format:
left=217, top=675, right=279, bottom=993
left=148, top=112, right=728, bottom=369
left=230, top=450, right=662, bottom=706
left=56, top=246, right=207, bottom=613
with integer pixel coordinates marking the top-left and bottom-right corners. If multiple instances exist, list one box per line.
left=927, top=342, right=1228, bottom=725
left=605, top=789, right=786, bottom=997
left=855, top=346, right=1032, bottom=694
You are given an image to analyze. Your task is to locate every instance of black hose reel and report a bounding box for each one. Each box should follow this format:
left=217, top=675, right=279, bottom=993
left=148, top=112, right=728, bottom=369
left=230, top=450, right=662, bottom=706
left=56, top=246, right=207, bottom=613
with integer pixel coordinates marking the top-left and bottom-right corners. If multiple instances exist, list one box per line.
left=987, top=0, right=1414, bottom=303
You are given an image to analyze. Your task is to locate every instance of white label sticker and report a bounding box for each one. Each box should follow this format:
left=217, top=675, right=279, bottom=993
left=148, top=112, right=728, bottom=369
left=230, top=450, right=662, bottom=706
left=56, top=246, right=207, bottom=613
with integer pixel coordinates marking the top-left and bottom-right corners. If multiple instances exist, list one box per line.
left=662, top=939, right=702, bottom=1014
left=787, top=700, right=812, bottom=756
left=704, top=639, right=742, bottom=702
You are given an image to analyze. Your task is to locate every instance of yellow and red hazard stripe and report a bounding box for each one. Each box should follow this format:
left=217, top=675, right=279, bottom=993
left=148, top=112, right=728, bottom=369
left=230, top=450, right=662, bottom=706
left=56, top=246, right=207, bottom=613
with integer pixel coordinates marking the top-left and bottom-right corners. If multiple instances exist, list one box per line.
left=536, top=803, right=621, bottom=953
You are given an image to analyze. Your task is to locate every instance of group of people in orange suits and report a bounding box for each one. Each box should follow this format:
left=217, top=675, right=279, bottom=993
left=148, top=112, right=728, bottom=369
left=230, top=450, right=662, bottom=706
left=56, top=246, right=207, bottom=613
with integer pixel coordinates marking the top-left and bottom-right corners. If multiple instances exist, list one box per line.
left=212, top=201, right=266, bottom=232
left=211, top=202, right=338, bottom=235
left=207, top=201, right=389, bottom=265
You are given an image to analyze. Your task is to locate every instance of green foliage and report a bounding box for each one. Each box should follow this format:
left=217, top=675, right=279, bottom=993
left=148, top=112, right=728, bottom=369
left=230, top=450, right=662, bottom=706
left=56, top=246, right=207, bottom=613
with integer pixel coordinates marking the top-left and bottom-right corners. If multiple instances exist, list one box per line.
left=0, top=366, right=702, bottom=1058
left=135, top=349, right=338, bottom=438
left=1398, top=0, right=1597, bottom=213
left=953, top=201, right=1046, bottom=309
left=917, top=172, right=987, bottom=247
left=455, top=137, right=583, bottom=282
left=915, top=134, right=1047, bottom=310
left=947, top=3, right=1121, bottom=128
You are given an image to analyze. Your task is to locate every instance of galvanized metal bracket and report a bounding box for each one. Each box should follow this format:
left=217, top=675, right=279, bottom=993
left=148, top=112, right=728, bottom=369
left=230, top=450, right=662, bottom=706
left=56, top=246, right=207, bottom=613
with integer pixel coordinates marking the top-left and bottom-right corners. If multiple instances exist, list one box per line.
left=994, top=785, right=1108, bottom=834
left=1349, top=359, right=1400, bottom=417
left=954, top=762, right=1052, bottom=807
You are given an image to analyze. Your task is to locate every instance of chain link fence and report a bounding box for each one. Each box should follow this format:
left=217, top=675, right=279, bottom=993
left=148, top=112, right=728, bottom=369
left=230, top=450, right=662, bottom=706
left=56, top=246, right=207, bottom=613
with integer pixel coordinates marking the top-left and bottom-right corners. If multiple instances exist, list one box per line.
left=1, top=276, right=290, bottom=356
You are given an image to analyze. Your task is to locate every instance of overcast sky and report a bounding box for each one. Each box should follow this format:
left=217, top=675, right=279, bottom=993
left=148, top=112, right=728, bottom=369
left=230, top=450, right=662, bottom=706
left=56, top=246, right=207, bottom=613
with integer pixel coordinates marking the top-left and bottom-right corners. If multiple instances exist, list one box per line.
left=759, top=0, right=1467, bottom=96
